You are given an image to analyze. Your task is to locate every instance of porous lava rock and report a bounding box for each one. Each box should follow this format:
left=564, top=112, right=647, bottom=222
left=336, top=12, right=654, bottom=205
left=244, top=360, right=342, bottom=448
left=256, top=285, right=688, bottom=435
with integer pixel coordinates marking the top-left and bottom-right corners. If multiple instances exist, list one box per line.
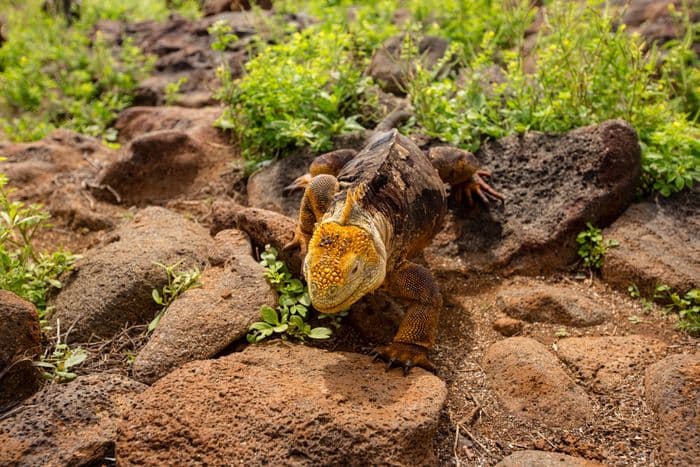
left=234, top=206, right=303, bottom=276
left=118, top=343, right=447, bottom=465
left=0, top=374, right=146, bottom=467
left=601, top=187, right=699, bottom=295
left=432, top=120, right=641, bottom=275
left=368, top=35, right=449, bottom=95
left=495, top=283, right=610, bottom=327
left=644, top=353, right=700, bottom=465
left=246, top=149, right=314, bottom=217
left=0, top=291, right=42, bottom=410
left=483, top=337, right=593, bottom=429
left=556, top=335, right=666, bottom=391
left=132, top=229, right=276, bottom=384
left=49, top=207, right=213, bottom=342
left=496, top=450, right=604, bottom=466
left=92, top=128, right=232, bottom=206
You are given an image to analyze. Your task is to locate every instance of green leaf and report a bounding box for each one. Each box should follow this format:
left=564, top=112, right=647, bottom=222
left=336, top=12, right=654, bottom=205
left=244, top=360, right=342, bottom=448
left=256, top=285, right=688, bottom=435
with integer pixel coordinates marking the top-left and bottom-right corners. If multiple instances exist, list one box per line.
left=148, top=311, right=164, bottom=332
left=152, top=289, right=163, bottom=305
left=64, top=349, right=88, bottom=368
left=250, top=322, right=273, bottom=331
left=307, top=327, right=332, bottom=339
left=261, top=306, right=279, bottom=325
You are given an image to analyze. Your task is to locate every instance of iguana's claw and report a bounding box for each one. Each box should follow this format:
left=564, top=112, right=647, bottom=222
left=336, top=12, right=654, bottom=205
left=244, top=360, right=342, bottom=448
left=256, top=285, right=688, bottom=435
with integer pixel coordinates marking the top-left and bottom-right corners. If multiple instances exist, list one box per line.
left=372, top=342, right=435, bottom=375
left=283, top=173, right=312, bottom=195
left=455, top=172, right=504, bottom=207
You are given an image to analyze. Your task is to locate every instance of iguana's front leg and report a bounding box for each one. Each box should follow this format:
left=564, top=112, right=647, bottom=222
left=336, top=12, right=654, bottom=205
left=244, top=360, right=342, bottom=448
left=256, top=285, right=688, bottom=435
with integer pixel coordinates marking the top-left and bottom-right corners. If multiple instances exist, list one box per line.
left=428, top=146, right=504, bottom=206
left=374, top=261, right=442, bottom=374
left=284, top=174, right=339, bottom=257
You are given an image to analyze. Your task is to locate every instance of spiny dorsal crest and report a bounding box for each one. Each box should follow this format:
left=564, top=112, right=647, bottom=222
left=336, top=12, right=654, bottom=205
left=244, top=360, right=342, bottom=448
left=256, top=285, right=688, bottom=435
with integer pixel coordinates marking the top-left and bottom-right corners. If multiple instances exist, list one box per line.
left=339, top=182, right=368, bottom=224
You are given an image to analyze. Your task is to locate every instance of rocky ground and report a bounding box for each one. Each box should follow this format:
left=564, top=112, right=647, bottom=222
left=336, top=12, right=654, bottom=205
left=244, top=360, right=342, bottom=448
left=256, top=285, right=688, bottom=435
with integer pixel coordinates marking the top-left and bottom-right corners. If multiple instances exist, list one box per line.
left=0, top=2, right=698, bottom=466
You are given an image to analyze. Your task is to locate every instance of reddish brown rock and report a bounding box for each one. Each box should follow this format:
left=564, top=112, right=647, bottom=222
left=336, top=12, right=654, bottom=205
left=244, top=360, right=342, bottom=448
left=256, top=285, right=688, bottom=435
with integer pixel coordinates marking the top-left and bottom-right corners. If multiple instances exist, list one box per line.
left=0, top=374, right=146, bottom=467
left=495, top=283, right=609, bottom=327
left=132, top=229, right=276, bottom=384
left=601, top=187, right=699, bottom=296
left=492, top=317, right=525, bottom=337
left=118, top=343, right=447, bottom=465
left=49, top=207, right=214, bottom=343
left=245, top=149, right=314, bottom=217
left=92, top=128, right=233, bottom=206
left=644, top=353, right=700, bottom=465
left=431, top=120, right=641, bottom=275
left=483, top=337, right=594, bottom=429
left=0, top=291, right=42, bottom=410
left=556, top=335, right=666, bottom=391
left=234, top=207, right=303, bottom=276
left=113, top=106, right=224, bottom=144
left=496, top=450, right=604, bottom=466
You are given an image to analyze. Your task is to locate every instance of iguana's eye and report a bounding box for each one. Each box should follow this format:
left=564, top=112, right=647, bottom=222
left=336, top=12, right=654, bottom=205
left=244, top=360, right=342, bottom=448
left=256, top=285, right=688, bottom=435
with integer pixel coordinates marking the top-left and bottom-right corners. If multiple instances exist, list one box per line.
left=351, top=263, right=360, bottom=275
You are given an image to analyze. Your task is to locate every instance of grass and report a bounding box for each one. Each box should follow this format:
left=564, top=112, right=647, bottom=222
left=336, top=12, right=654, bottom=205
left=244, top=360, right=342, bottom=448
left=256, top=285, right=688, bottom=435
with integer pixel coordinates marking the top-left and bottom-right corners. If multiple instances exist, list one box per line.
left=0, top=0, right=200, bottom=142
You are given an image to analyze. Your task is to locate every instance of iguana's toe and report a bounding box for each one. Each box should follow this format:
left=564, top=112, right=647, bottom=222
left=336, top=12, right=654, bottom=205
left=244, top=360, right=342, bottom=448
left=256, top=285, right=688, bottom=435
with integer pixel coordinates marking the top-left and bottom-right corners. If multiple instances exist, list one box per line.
left=372, top=342, right=435, bottom=375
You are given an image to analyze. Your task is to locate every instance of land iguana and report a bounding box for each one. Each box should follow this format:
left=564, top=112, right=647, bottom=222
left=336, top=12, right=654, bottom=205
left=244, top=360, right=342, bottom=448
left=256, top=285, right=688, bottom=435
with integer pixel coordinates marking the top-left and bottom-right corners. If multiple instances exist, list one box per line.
left=284, top=117, right=502, bottom=373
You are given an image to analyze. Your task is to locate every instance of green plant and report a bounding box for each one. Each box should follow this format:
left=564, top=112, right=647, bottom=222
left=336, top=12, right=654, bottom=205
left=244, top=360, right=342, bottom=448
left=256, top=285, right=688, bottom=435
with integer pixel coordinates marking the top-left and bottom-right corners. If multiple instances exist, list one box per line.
left=408, top=1, right=699, bottom=196
left=215, top=25, right=370, bottom=164
left=247, top=246, right=334, bottom=343
left=164, top=77, right=188, bottom=105
left=0, top=174, right=78, bottom=319
left=33, top=319, right=88, bottom=382
left=0, top=0, right=169, bottom=142
left=655, top=284, right=700, bottom=335
left=576, top=222, right=619, bottom=270
left=149, top=261, right=202, bottom=332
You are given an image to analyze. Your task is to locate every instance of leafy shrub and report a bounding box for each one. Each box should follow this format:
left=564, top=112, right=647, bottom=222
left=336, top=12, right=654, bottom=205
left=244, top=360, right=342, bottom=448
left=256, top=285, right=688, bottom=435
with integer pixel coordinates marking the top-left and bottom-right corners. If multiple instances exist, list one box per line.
left=247, top=246, right=334, bottom=343
left=0, top=0, right=200, bottom=142
left=654, top=285, right=700, bottom=336
left=408, top=1, right=699, bottom=196
left=576, top=222, right=618, bottom=270
left=149, top=261, right=202, bottom=332
left=0, top=174, right=77, bottom=319
left=216, top=25, right=371, bottom=163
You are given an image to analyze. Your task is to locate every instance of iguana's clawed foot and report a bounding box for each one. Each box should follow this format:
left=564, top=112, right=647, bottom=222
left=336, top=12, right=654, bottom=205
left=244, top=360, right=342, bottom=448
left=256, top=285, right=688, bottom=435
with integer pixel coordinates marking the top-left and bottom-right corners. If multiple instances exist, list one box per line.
left=372, top=342, right=435, bottom=375
left=283, top=173, right=312, bottom=195
left=454, top=170, right=504, bottom=206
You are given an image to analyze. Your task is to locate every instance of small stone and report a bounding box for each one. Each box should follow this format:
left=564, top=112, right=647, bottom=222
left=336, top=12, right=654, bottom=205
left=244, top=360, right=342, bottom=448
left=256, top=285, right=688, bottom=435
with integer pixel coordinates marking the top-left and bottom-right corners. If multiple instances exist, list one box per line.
left=496, top=450, right=604, bottom=466
left=492, top=317, right=524, bottom=337
left=495, top=283, right=609, bottom=327
left=0, top=291, right=42, bottom=409
left=556, top=335, right=666, bottom=391
left=483, top=337, right=593, bottom=429
left=644, top=353, right=700, bottom=465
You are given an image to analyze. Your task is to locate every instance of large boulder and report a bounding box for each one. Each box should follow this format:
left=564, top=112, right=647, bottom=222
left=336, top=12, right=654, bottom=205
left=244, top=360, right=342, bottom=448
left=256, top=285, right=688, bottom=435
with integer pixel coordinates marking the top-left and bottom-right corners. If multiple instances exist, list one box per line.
left=118, top=343, right=447, bottom=465
left=245, top=149, right=314, bottom=217
left=430, top=120, right=641, bottom=275
left=49, top=207, right=214, bottom=343
left=644, top=353, right=700, bottom=465
left=483, top=337, right=594, bottom=429
left=131, top=230, right=276, bottom=384
left=495, top=282, right=610, bottom=327
left=0, top=374, right=146, bottom=467
left=91, top=128, right=233, bottom=206
left=556, top=335, right=666, bottom=392
left=601, top=187, right=699, bottom=295
left=0, top=291, right=42, bottom=410
left=113, top=105, right=224, bottom=144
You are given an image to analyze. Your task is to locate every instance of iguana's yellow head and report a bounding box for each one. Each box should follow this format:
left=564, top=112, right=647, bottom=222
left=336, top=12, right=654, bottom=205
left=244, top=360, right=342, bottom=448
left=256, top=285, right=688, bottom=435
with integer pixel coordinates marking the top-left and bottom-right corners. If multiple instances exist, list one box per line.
left=304, top=221, right=386, bottom=314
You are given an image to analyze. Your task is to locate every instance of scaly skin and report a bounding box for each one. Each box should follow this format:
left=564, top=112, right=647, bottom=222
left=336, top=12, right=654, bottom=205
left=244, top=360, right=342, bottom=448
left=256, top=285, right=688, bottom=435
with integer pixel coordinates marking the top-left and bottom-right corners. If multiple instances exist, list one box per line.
left=285, top=129, right=502, bottom=374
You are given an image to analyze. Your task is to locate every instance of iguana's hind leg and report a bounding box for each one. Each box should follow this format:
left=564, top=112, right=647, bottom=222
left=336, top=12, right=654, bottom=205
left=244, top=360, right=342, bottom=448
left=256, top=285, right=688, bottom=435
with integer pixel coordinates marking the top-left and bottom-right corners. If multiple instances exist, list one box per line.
left=284, top=149, right=357, bottom=193
left=373, top=261, right=442, bottom=374
left=283, top=174, right=339, bottom=257
left=428, top=146, right=504, bottom=206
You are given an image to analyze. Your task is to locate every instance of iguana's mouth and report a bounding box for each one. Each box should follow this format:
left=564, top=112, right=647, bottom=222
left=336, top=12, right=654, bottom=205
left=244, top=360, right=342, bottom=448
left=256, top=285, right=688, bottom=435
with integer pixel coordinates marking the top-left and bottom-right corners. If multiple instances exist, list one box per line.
left=309, top=284, right=363, bottom=315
